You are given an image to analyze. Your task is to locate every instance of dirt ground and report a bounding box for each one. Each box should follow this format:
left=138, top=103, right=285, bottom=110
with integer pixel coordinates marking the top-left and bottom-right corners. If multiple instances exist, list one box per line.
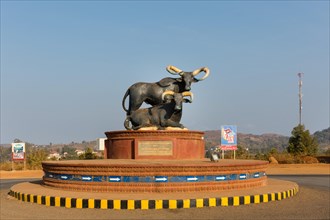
left=266, top=163, right=330, bottom=175
left=0, top=163, right=329, bottom=179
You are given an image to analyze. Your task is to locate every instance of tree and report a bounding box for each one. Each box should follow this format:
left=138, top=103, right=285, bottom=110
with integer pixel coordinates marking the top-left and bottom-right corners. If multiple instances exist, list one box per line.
left=79, top=147, right=97, bottom=160
left=268, top=147, right=278, bottom=156
left=27, top=148, right=48, bottom=169
left=236, top=145, right=249, bottom=159
left=61, top=145, right=78, bottom=160
left=287, top=124, right=318, bottom=156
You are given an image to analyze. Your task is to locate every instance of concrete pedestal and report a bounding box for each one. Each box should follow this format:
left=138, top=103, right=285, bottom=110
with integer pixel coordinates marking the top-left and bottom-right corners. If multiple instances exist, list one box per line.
left=104, top=130, right=205, bottom=159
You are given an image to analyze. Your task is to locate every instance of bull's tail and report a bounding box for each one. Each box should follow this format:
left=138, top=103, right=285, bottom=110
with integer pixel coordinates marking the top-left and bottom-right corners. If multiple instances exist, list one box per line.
left=124, top=116, right=132, bottom=130
left=122, top=89, right=130, bottom=114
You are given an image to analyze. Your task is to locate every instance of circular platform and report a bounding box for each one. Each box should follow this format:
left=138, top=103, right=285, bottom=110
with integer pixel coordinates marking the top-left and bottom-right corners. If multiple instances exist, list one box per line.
left=9, top=178, right=299, bottom=210
left=42, top=159, right=268, bottom=193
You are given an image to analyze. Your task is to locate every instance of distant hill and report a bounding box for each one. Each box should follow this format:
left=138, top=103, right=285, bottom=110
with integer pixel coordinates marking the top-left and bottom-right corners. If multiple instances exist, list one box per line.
left=1, top=127, right=328, bottom=154
left=204, top=127, right=330, bottom=153
left=204, top=130, right=289, bottom=153
left=313, top=127, right=330, bottom=153
left=313, top=127, right=330, bottom=146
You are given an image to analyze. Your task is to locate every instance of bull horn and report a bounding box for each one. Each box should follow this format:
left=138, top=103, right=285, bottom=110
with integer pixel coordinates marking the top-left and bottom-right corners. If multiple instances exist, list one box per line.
left=162, top=90, right=175, bottom=100
left=166, top=65, right=184, bottom=76
left=192, top=67, right=210, bottom=81
left=182, top=91, right=193, bottom=102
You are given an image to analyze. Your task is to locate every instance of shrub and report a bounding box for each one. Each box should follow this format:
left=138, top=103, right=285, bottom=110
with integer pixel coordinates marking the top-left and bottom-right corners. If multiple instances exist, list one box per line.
left=0, top=161, right=25, bottom=171
left=27, top=148, right=48, bottom=170
left=273, top=152, right=296, bottom=164
left=295, top=155, right=319, bottom=164
left=0, top=162, right=13, bottom=171
left=254, top=152, right=268, bottom=161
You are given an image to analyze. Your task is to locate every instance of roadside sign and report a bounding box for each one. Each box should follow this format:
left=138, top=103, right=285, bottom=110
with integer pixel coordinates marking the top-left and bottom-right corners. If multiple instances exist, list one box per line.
left=220, top=125, right=238, bottom=159
left=11, top=143, right=25, bottom=161
left=221, top=125, right=237, bottom=146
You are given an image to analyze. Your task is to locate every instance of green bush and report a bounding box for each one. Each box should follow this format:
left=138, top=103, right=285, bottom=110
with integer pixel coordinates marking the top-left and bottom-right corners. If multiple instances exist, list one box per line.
left=79, top=147, right=98, bottom=160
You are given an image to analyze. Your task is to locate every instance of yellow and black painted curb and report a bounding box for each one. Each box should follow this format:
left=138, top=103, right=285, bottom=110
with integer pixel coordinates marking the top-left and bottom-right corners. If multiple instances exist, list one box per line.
left=8, top=186, right=298, bottom=210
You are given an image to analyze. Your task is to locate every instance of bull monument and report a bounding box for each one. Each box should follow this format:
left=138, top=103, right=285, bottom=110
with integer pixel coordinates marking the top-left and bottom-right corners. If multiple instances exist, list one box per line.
left=15, top=64, right=293, bottom=209
left=104, top=65, right=210, bottom=159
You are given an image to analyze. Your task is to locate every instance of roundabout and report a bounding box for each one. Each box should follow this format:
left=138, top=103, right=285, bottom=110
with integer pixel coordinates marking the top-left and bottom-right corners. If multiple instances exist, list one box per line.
left=9, top=178, right=298, bottom=210
left=8, top=158, right=299, bottom=210
left=7, top=66, right=301, bottom=210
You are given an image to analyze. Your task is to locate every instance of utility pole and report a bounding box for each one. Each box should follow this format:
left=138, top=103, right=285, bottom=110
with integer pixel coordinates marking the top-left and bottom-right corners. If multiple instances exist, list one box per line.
left=297, top=73, right=303, bottom=125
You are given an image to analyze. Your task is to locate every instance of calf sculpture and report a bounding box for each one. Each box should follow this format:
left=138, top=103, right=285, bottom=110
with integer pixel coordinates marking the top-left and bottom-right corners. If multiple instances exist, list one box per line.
left=122, top=65, right=209, bottom=116
left=124, top=91, right=193, bottom=130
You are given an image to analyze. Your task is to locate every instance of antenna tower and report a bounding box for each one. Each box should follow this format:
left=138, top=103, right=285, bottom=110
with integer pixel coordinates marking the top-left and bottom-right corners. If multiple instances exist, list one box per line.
left=297, top=73, right=303, bottom=125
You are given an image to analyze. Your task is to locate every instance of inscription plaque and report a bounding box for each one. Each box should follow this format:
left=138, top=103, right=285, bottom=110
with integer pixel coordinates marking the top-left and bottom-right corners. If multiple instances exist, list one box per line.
left=138, top=141, right=173, bottom=156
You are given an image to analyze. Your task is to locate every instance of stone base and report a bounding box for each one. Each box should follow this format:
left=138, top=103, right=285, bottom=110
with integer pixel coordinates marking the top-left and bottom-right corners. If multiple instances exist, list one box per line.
left=42, top=159, right=268, bottom=193
left=104, top=130, right=205, bottom=159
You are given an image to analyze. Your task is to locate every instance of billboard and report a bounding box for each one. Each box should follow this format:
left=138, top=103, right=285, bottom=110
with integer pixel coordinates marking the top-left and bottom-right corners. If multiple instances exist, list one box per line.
left=220, top=125, right=237, bottom=150
left=12, top=143, right=25, bottom=161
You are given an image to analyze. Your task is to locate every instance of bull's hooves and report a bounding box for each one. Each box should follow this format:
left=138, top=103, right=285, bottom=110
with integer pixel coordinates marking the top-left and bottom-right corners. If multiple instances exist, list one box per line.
left=165, top=127, right=188, bottom=131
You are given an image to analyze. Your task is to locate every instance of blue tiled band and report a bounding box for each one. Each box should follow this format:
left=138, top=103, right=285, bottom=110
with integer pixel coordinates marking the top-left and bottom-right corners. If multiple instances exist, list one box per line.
left=44, top=171, right=266, bottom=183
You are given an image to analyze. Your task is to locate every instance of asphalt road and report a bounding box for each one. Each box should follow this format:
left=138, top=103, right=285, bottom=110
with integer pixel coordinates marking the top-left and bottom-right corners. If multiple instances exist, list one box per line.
left=268, top=175, right=330, bottom=189
left=1, top=176, right=329, bottom=220
left=0, top=178, right=41, bottom=190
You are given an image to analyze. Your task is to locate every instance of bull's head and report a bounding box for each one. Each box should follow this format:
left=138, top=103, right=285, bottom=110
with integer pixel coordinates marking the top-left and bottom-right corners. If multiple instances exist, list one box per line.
left=166, top=65, right=210, bottom=91
left=161, top=91, right=193, bottom=111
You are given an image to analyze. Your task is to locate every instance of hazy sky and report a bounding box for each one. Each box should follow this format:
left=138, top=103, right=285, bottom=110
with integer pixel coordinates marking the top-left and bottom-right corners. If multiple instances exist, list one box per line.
left=1, top=1, right=329, bottom=145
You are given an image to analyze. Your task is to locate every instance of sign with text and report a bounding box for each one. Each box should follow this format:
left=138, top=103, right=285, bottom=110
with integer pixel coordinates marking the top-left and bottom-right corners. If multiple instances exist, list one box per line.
left=138, top=140, right=173, bottom=156
left=221, top=125, right=237, bottom=150
left=220, top=145, right=237, bottom=150
left=12, top=143, right=25, bottom=161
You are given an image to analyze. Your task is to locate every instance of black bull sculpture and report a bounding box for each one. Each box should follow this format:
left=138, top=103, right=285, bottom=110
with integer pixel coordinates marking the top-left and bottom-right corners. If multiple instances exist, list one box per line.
left=124, top=91, right=193, bottom=130
left=122, top=65, right=210, bottom=116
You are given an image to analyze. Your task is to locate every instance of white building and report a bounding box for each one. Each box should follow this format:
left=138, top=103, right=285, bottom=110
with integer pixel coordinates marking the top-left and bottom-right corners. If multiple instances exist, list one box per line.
left=97, top=138, right=107, bottom=151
